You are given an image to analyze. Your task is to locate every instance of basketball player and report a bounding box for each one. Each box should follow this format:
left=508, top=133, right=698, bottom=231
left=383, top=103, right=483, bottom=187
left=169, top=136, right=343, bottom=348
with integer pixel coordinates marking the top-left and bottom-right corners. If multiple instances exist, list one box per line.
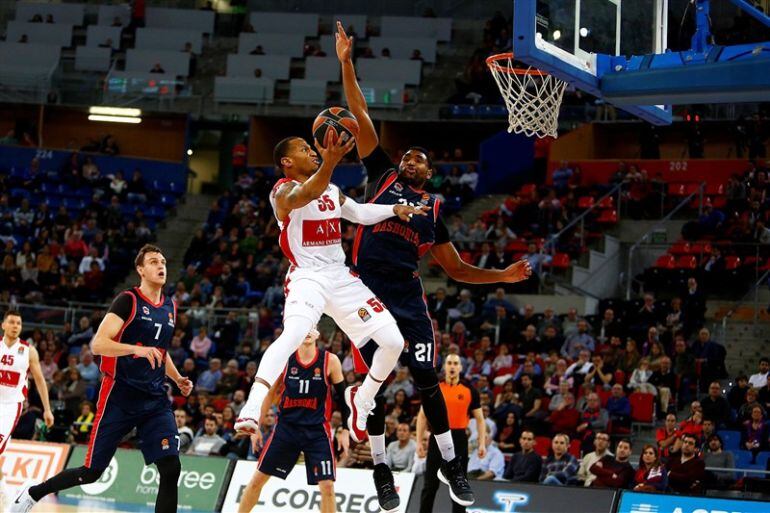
left=0, top=311, right=54, bottom=510
left=237, top=328, right=348, bottom=513
left=234, top=131, right=428, bottom=448
left=335, top=21, right=531, bottom=510
left=416, top=354, right=486, bottom=513
left=11, top=245, right=194, bottom=513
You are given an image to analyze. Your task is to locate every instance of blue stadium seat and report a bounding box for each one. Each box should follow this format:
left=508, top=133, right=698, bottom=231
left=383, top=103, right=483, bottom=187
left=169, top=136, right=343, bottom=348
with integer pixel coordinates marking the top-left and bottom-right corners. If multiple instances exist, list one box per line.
left=10, top=188, right=31, bottom=200
left=719, top=430, right=741, bottom=452
left=755, top=451, right=770, bottom=470
left=734, top=449, right=754, bottom=468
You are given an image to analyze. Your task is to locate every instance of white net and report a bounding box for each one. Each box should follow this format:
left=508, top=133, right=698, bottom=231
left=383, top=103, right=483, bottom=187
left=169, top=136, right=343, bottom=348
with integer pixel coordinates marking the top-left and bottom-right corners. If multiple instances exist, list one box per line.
left=487, top=54, right=568, bottom=139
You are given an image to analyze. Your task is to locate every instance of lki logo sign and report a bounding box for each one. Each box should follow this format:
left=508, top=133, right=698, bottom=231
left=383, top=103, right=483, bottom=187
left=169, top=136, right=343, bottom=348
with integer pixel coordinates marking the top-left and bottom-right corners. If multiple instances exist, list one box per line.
left=467, top=492, right=529, bottom=513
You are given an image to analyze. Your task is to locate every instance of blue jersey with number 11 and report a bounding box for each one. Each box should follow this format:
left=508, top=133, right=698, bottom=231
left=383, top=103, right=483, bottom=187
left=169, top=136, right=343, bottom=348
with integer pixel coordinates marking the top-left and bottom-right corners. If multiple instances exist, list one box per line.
left=278, top=348, right=331, bottom=426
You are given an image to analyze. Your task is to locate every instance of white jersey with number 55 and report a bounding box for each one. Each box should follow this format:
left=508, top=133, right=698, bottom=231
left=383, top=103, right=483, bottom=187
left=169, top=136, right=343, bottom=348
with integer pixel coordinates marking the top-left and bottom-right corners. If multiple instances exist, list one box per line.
left=269, top=178, right=346, bottom=269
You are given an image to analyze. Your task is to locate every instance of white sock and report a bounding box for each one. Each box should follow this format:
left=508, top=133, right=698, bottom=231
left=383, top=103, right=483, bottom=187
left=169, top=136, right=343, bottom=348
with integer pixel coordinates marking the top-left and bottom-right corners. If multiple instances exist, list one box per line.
left=254, top=316, right=315, bottom=386
left=358, top=324, right=404, bottom=404
left=369, top=434, right=387, bottom=465
left=435, top=431, right=456, bottom=462
left=243, top=381, right=269, bottom=415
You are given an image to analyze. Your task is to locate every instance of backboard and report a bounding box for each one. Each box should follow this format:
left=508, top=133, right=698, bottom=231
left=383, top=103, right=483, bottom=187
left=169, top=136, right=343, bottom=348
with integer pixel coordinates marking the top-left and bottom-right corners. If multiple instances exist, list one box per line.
left=514, top=0, right=672, bottom=124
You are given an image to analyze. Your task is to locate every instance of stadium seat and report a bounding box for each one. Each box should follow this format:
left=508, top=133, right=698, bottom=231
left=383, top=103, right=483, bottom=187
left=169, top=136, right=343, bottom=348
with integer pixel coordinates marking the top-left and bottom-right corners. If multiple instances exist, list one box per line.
left=368, top=36, right=438, bottom=63
left=549, top=253, right=570, bottom=269
left=248, top=12, right=320, bottom=36
left=97, top=5, right=131, bottom=26
left=690, top=242, right=712, bottom=256
left=6, top=21, right=73, bottom=47
left=674, top=255, right=698, bottom=269
left=629, top=392, right=655, bottom=426
left=519, top=184, right=537, bottom=196
left=225, top=55, right=291, bottom=80
left=75, top=46, right=112, bottom=72
left=705, top=183, right=725, bottom=195
left=669, top=241, right=691, bottom=255
left=653, top=254, right=676, bottom=269
left=380, top=16, right=452, bottom=41
left=719, top=430, right=741, bottom=452
left=305, top=56, right=340, bottom=81
left=534, top=436, right=551, bottom=457
left=614, top=370, right=626, bottom=386
left=596, top=388, right=612, bottom=407
left=356, top=59, right=422, bottom=86
left=125, top=49, right=190, bottom=76
left=725, top=256, right=742, bottom=270
left=596, top=209, right=618, bottom=224
left=289, top=79, right=327, bottom=105
left=146, top=7, right=215, bottom=34
left=86, top=26, right=122, bottom=49
left=569, top=439, right=581, bottom=458
left=735, top=450, right=754, bottom=468
left=597, top=196, right=615, bottom=209
left=16, top=3, right=85, bottom=25
left=238, top=33, right=305, bottom=57
left=578, top=196, right=595, bottom=209
left=136, top=27, right=204, bottom=54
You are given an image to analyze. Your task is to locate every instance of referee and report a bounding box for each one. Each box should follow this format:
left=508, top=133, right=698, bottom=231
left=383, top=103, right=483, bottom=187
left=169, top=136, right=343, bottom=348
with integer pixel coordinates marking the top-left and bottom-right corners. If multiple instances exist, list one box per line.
left=417, top=354, right=486, bottom=513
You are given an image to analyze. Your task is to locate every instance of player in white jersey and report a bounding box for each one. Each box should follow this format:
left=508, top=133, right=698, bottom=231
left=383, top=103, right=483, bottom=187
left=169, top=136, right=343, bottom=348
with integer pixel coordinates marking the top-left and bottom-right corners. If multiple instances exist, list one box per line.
left=0, top=311, right=54, bottom=509
left=235, top=133, right=428, bottom=446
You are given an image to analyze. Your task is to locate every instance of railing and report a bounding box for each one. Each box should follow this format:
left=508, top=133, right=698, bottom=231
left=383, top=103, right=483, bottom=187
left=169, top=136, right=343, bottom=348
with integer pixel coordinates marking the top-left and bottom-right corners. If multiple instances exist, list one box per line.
left=625, top=183, right=705, bottom=299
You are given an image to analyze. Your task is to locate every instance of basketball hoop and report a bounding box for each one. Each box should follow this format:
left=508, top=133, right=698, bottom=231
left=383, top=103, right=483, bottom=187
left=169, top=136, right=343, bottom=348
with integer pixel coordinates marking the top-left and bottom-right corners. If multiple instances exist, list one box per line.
left=486, top=53, right=567, bottom=139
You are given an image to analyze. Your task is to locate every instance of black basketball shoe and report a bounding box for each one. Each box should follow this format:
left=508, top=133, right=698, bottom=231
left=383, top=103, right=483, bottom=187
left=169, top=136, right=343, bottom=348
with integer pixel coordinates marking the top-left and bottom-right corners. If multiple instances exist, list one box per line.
left=373, top=463, right=400, bottom=513
left=437, top=456, right=475, bottom=506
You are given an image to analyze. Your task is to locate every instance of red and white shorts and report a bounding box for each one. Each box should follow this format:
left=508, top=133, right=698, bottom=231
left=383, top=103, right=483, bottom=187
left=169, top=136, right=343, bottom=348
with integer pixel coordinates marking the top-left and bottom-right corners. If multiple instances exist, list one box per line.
left=0, top=401, right=23, bottom=454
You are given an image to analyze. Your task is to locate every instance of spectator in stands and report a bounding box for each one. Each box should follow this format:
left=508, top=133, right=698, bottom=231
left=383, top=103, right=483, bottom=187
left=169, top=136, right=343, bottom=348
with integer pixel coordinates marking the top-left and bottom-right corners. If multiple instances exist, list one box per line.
left=71, top=401, right=94, bottom=443
left=249, top=45, right=265, bottom=55
left=496, top=412, right=520, bottom=453
left=126, top=170, right=147, bottom=202
left=449, top=289, right=476, bottom=323
left=504, top=430, right=542, bottom=482
left=633, top=445, right=668, bottom=491
left=628, top=358, right=656, bottom=394
left=189, top=327, right=212, bottom=359
left=18, top=34, right=28, bottom=43
left=691, top=328, right=727, bottom=387
left=565, top=350, right=593, bottom=387
left=618, top=338, right=641, bottom=375
left=78, top=247, right=105, bottom=275
left=380, top=48, right=391, bottom=58
left=67, top=316, right=94, bottom=354
left=585, top=354, right=614, bottom=389
left=667, top=433, right=706, bottom=493
left=678, top=410, right=704, bottom=443
left=59, top=368, right=87, bottom=415
left=519, top=373, right=545, bottom=425
left=539, top=433, right=579, bottom=486
left=606, top=384, right=631, bottom=430
left=548, top=392, right=581, bottom=437
left=729, top=375, right=751, bottom=411
left=749, top=357, right=769, bottom=389
left=561, top=320, right=596, bottom=359
left=175, top=409, right=194, bottom=454
left=410, top=49, right=424, bottom=61
left=253, top=68, right=262, bottom=78
left=468, top=436, right=505, bottom=480
left=742, top=405, right=769, bottom=455
left=188, top=416, right=226, bottom=456
left=737, top=387, right=765, bottom=423
left=195, top=358, right=222, bottom=393
left=384, top=367, right=414, bottom=404
left=360, top=47, right=375, bottom=59
left=76, top=351, right=99, bottom=385
left=385, top=423, right=416, bottom=471
left=703, top=434, right=735, bottom=487
left=578, top=431, right=613, bottom=487
left=545, top=360, right=572, bottom=395
left=650, top=356, right=676, bottom=417
left=577, top=393, right=609, bottom=452
left=701, top=381, right=731, bottom=428
left=673, top=337, right=696, bottom=408
left=521, top=243, right=551, bottom=286
left=590, top=439, right=634, bottom=489
left=28, top=14, right=42, bottom=22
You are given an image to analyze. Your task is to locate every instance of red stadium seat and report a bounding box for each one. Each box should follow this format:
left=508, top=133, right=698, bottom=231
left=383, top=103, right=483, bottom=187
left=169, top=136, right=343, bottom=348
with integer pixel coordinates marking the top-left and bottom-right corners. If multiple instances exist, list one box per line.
left=549, top=253, right=570, bottom=269
left=173, top=396, right=186, bottom=408
left=596, top=388, right=612, bottom=407
left=505, top=240, right=529, bottom=253
left=597, top=196, right=615, bottom=209
left=668, top=183, right=687, bottom=196
left=578, top=196, right=595, bottom=209
left=519, top=183, right=537, bottom=197
left=690, top=242, right=712, bottom=256
left=710, top=196, right=727, bottom=209
left=675, top=255, right=698, bottom=269
left=653, top=255, right=676, bottom=269
left=669, top=241, right=691, bottom=255
left=614, top=370, right=626, bottom=386
left=212, top=397, right=230, bottom=411
left=597, top=209, right=618, bottom=224
left=459, top=251, right=473, bottom=263
left=569, top=439, right=581, bottom=458
left=629, top=392, right=655, bottom=425
left=705, top=183, right=725, bottom=195
left=725, top=256, right=741, bottom=270
left=534, top=436, right=551, bottom=457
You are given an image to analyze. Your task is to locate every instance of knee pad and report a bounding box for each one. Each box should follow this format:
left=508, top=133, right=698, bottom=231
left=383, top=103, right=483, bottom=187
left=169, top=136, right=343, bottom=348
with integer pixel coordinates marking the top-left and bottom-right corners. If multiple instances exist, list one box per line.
left=156, top=456, right=182, bottom=480
left=411, top=366, right=440, bottom=393
left=80, top=466, right=105, bottom=485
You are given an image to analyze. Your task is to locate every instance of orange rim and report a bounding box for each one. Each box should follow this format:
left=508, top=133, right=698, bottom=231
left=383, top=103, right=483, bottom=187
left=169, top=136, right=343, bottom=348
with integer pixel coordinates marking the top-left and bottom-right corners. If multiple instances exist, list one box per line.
left=486, top=52, right=550, bottom=76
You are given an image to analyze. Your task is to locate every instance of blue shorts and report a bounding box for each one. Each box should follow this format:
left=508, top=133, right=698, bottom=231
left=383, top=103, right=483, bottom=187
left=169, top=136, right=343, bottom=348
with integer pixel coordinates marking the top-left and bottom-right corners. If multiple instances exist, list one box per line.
left=258, top=421, right=335, bottom=484
left=84, top=378, right=179, bottom=469
left=355, top=272, right=437, bottom=371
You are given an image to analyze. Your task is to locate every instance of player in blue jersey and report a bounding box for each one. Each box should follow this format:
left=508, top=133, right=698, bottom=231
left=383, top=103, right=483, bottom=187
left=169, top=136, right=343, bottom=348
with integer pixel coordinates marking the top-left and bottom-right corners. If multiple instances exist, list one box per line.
left=336, top=22, right=532, bottom=512
left=237, top=328, right=349, bottom=513
left=12, top=245, right=193, bottom=513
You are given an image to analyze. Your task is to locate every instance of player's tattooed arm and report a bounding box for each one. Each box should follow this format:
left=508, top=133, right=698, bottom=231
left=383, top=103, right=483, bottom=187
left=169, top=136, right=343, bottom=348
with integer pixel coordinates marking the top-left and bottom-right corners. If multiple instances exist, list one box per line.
left=274, top=134, right=355, bottom=219
left=336, top=20, right=378, bottom=158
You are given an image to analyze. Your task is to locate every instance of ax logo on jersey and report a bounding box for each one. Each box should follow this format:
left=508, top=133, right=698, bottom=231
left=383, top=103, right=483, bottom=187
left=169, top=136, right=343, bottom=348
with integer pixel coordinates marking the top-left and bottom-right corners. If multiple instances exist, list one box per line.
left=302, top=219, right=342, bottom=247
left=467, top=492, right=529, bottom=513
left=358, top=308, right=372, bottom=322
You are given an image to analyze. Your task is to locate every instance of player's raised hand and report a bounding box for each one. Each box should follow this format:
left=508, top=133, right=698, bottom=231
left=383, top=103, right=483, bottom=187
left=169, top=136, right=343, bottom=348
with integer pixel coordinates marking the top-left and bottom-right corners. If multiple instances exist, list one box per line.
left=335, top=21, right=353, bottom=63
left=314, top=131, right=356, bottom=164
left=500, top=260, right=532, bottom=283
left=43, top=409, right=54, bottom=428
left=133, top=345, right=164, bottom=369
left=176, top=376, right=193, bottom=397
left=393, top=204, right=430, bottom=222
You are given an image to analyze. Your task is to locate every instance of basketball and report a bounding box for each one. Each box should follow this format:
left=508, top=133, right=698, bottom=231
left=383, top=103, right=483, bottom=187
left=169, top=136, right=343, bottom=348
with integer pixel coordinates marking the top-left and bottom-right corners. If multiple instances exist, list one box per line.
left=312, top=107, right=359, bottom=146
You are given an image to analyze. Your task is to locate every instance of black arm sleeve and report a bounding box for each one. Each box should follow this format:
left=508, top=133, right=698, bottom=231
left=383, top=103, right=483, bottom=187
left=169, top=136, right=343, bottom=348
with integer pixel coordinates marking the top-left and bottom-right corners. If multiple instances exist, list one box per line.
left=362, top=146, right=397, bottom=200
left=333, top=381, right=351, bottom=428
left=468, top=386, right=481, bottom=414
left=107, top=292, right=133, bottom=322
left=435, top=213, right=450, bottom=245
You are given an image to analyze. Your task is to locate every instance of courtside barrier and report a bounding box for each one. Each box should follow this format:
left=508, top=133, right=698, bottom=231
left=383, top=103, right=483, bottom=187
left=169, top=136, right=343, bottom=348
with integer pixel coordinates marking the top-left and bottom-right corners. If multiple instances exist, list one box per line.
left=617, top=491, right=770, bottom=513
left=0, top=440, right=71, bottom=496
left=406, top=478, right=618, bottom=513
left=222, top=461, right=416, bottom=512
left=59, top=445, right=233, bottom=511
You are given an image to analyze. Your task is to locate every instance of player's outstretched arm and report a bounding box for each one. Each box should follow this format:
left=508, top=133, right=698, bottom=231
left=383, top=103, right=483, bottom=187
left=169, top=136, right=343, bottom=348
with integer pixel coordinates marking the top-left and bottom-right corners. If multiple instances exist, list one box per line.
left=336, top=21, right=378, bottom=158
left=430, top=242, right=533, bottom=284
left=339, top=193, right=429, bottom=225
left=28, top=345, right=54, bottom=428
left=91, top=313, right=164, bottom=368
left=274, top=134, right=355, bottom=219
